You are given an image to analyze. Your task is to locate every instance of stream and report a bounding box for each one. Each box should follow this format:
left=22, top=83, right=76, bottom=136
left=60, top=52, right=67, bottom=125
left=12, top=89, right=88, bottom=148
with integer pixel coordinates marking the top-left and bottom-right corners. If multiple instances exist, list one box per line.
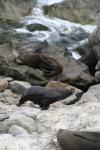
left=15, top=0, right=96, bottom=59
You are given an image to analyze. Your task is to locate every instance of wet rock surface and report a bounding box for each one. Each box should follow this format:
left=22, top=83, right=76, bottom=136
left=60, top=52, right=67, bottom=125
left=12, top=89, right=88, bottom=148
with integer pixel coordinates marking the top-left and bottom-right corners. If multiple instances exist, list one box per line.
left=27, top=23, right=50, bottom=32
left=0, top=79, right=100, bottom=149
left=43, top=0, right=98, bottom=24
left=0, top=39, right=95, bottom=89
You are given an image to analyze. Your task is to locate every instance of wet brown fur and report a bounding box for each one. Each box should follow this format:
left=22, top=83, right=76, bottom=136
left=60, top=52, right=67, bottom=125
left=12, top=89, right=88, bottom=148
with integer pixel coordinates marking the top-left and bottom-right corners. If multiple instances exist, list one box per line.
left=16, top=52, right=63, bottom=76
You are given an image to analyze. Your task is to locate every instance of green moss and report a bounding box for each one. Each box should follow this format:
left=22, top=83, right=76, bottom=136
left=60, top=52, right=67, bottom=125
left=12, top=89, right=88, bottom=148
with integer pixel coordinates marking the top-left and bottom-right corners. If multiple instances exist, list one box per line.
left=74, top=18, right=95, bottom=25
left=0, top=18, right=19, bottom=24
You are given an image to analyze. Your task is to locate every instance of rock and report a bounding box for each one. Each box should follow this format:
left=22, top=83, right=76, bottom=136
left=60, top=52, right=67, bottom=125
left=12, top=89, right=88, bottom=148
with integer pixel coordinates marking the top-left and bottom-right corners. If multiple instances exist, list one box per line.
left=0, top=89, right=20, bottom=105
left=95, top=61, right=100, bottom=71
left=0, top=22, right=24, bottom=30
left=95, top=71, right=100, bottom=83
left=0, top=79, right=9, bottom=92
left=0, top=30, right=33, bottom=45
left=46, top=80, right=81, bottom=92
left=35, top=101, right=100, bottom=138
left=27, top=23, right=50, bottom=32
left=46, top=81, right=83, bottom=104
left=76, top=84, right=100, bottom=105
left=5, top=113, right=36, bottom=133
left=79, top=48, right=97, bottom=76
left=0, top=0, right=34, bottom=22
left=58, top=56, right=95, bottom=90
left=95, top=62, right=100, bottom=82
left=0, top=103, right=9, bottom=133
left=0, top=43, right=47, bottom=85
left=0, top=30, right=15, bottom=44
left=81, top=15, right=100, bottom=76
left=66, top=39, right=89, bottom=57
left=0, top=37, right=94, bottom=89
left=0, top=134, right=33, bottom=150
left=0, top=89, right=100, bottom=149
left=57, top=129, right=100, bottom=150
left=89, top=26, right=100, bottom=60
left=0, top=107, right=9, bottom=119
left=9, top=125, right=28, bottom=136
left=10, top=80, right=31, bottom=94
left=43, top=0, right=98, bottom=24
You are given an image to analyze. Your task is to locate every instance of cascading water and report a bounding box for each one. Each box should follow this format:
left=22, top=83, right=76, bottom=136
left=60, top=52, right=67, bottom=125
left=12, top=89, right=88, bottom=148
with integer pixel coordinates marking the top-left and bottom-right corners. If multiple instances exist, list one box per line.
left=15, top=0, right=96, bottom=59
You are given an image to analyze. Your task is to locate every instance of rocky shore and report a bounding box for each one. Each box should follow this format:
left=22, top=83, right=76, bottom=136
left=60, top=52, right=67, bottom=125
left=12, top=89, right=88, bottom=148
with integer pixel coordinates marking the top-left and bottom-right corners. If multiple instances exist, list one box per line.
left=0, top=0, right=100, bottom=149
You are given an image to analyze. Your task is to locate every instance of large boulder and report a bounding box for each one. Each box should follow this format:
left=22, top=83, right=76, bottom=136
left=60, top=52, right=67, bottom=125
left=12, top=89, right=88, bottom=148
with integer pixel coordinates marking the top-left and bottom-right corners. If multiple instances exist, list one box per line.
left=5, top=113, right=36, bottom=133
left=43, top=0, right=99, bottom=24
left=0, top=34, right=95, bottom=89
left=57, top=129, right=100, bottom=150
left=0, top=33, right=94, bottom=89
left=46, top=81, right=83, bottom=105
left=76, top=84, right=100, bottom=105
left=27, top=23, right=50, bottom=32
left=0, top=0, right=34, bottom=22
left=80, top=14, right=100, bottom=80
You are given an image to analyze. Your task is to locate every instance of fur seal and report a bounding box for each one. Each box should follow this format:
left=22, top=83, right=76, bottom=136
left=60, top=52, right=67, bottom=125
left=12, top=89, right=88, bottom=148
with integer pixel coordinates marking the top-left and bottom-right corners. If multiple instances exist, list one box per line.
left=17, top=86, right=73, bottom=110
left=16, top=52, right=63, bottom=77
left=57, top=129, right=100, bottom=150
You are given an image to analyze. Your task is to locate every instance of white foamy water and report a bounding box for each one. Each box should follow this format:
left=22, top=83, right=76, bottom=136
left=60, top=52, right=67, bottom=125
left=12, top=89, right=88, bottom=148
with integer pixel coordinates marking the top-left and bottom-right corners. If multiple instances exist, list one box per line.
left=15, top=0, right=96, bottom=59
left=37, top=0, right=63, bottom=7
left=15, top=28, right=29, bottom=33
left=71, top=51, right=81, bottom=60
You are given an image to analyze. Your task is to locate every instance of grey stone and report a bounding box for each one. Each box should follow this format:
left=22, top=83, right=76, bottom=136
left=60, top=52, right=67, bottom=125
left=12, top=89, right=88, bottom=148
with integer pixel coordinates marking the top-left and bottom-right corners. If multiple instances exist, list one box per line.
left=5, top=113, right=36, bottom=133
left=95, top=61, right=100, bottom=71
left=27, top=23, right=50, bottom=32
left=0, top=39, right=94, bottom=89
left=0, top=89, right=20, bottom=105
left=9, top=125, right=28, bottom=136
left=10, top=80, right=31, bottom=94
left=76, top=84, right=100, bottom=105
left=95, top=71, right=100, bottom=83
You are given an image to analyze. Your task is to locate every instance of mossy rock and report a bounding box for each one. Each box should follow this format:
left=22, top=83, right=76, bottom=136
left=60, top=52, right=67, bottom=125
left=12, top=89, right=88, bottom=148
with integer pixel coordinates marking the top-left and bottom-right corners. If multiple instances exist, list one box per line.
left=27, top=23, right=50, bottom=32
left=13, top=33, right=33, bottom=40
left=0, top=30, right=16, bottom=44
